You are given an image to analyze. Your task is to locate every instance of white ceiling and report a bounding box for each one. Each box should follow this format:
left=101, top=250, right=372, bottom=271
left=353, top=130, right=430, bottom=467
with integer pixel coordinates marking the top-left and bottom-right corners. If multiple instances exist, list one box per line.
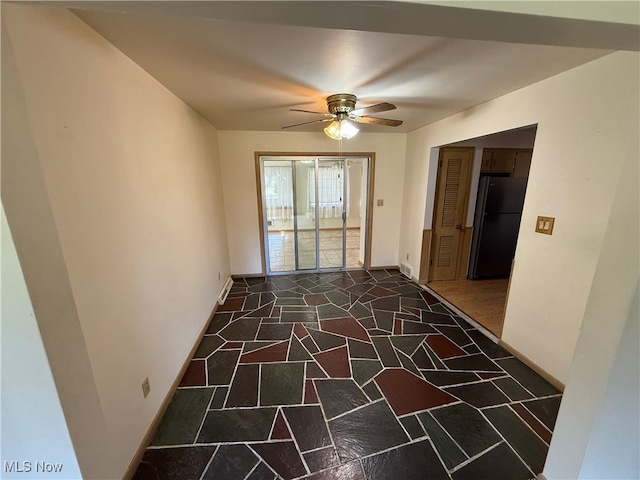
left=64, top=1, right=636, bottom=134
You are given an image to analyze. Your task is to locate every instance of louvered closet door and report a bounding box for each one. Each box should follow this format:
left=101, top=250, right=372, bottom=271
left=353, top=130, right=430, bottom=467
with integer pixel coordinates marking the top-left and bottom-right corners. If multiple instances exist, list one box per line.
left=429, top=148, right=473, bottom=281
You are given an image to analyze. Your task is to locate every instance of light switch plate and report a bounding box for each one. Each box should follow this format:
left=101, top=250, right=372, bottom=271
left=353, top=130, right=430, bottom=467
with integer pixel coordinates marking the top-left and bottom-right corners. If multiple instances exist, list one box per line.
left=376, top=199, right=384, bottom=207
left=535, top=216, right=555, bottom=235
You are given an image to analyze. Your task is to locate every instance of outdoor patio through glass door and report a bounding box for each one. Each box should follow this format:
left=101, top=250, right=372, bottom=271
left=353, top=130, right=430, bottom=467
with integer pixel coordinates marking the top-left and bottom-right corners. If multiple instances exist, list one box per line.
left=261, top=156, right=354, bottom=274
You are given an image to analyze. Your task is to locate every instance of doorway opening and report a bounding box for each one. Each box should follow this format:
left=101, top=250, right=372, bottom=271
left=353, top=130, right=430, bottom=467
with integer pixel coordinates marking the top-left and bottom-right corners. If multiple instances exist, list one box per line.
left=257, top=154, right=373, bottom=275
left=424, top=126, right=537, bottom=337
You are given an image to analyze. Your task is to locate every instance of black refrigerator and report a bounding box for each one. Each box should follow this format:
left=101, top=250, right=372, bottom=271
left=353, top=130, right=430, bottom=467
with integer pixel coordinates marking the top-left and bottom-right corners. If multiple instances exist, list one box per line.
left=469, top=176, right=528, bottom=279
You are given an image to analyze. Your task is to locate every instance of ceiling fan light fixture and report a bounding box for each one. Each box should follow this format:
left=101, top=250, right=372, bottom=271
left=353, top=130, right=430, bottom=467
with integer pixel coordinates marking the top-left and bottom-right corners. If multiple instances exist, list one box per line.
left=324, top=116, right=359, bottom=140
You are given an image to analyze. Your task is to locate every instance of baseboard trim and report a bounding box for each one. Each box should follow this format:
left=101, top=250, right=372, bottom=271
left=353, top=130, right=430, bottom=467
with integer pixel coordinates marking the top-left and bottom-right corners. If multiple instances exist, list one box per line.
left=122, top=302, right=219, bottom=479
left=499, top=339, right=565, bottom=392
left=232, top=273, right=265, bottom=279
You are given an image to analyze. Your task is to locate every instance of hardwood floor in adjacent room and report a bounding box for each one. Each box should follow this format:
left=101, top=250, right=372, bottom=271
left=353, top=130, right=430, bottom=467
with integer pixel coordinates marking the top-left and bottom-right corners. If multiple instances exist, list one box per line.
left=427, top=278, right=509, bottom=337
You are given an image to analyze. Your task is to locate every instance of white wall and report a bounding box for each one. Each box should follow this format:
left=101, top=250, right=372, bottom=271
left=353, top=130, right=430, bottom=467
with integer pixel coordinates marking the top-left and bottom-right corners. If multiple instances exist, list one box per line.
left=399, top=51, right=639, bottom=384
left=1, top=207, right=82, bottom=479
left=2, top=4, right=230, bottom=478
left=218, top=131, right=406, bottom=274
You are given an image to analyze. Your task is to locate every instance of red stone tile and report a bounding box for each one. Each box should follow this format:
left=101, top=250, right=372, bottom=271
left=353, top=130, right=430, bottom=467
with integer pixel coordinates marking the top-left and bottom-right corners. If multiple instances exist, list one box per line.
left=314, top=346, right=351, bottom=378
left=477, top=372, right=507, bottom=380
left=304, top=379, right=319, bottom=404
left=512, top=403, right=553, bottom=444
left=404, top=307, right=422, bottom=317
left=293, top=323, right=309, bottom=339
left=368, top=286, right=397, bottom=298
left=239, top=341, right=289, bottom=363
left=420, top=290, right=440, bottom=305
left=272, top=306, right=281, bottom=317
left=305, top=461, right=366, bottom=480
left=221, top=341, right=243, bottom=349
left=320, top=318, right=370, bottom=342
left=305, top=294, right=330, bottom=306
left=394, top=318, right=402, bottom=335
left=271, top=410, right=291, bottom=440
left=375, top=368, right=457, bottom=416
left=178, top=359, right=206, bottom=387
left=217, top=296, right=245, bottom=312
left=426, top=335, right=466, bottom=359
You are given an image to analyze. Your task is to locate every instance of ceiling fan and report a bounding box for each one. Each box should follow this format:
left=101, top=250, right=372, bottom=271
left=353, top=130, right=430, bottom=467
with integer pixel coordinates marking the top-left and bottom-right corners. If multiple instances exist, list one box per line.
left=282, top=93, right=403, bottom=140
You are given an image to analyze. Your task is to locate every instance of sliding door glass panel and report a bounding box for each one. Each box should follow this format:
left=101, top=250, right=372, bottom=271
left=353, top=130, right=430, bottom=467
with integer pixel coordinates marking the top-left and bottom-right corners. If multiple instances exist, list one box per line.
left=315, top=159, right=345, bottom=269
left=264, top=161, right=295, bottom=272
left=294, top=161, right=317, bottom=270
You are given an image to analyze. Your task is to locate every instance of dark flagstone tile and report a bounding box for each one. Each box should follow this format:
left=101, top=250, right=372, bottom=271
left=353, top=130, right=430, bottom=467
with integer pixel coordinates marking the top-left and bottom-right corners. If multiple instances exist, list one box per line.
left=421, top=310, right=458, bottom=325
left=260, top=362, right=304, bottom=406
left=512, top=403, right=553, bottom=444
left=329, top=400, right=409, bottom=462
left=494, top=377, right=535, bottom=401
left=218, top=297, right=245, bottom=312
left=219, top=318, right=261, bottom=341
left=284, top=405, right=332, bottom=452
left=420, top=290, right=441, bottom=305
left=207, top=312, right=232, bottom=334
left=250, top=441, right=306, bottom=480
left=243, top=294, right=261, bottom=311
left=521, top=396, right=562, bottom=431
left=431, top=303, right=454, bottom=315
left=221, top=341, right=243, bottom=349
left=133, top=446, right=215, bottom=480
left=426, top=335, right=467, bottom=359
left=281, top=310, right=318, bottom=323
left=466, top=330, right=512, bottom=359
left=358, top=317, right=376, bottom=329
left=245, top=302, right=275, bottom=318
left=202, top=444, right=259, bottom=480
left=240, top=341, right=288, bottom=363
left=417, top=411, right=467, bottom=470
left=274, top=289, right=305, bottom=298
left=232, top=311, right=253, bottom=320
left=302, top=335, right=320, bottom=354
left=371, top=336, right=401, bottom=367
left=422, top=371, right=480, bottom=386
left=325, top=289, right=351, bottom=306
left=435, top=325, right=473, bottom=347
left=179, top=359, right=206, bottom=387
left=362, top=439, right=450, bottom=480
left=395, top=311, right=421, bottom=322
left=207, top=350, right=241, bottom=385
left=246, top=462, right=277, bottom=480
left=348, top=301, right=372, bottom=319
left=424, top=344, right=447, bottom=369
left=368, top=269, right=391, bottom=281
left=331, top=277, right=355, bottom=288
left=305, top=293, right=330, bottom=306
left=368, top=328, right=395, bottom=336
left=397, top=350, right=421, bottom=377
left=246, top=277, right=267, bottom=286
left=314, top=378, right=369, bottom=419
left=304, top=379, right=319, bottom=404
left=276, top=297, right=306, bottom=306
left=309, top=329, right=346, bottom=351
left=194, top=335, right=225, bottom=359
left=431, top=403, right=501, bottom=457
left=444, top=353, right=502, bottom=372
left=401, top=297, right=430, bottom=311
left=210, top=386, right=228, bottom=409
left=303, top=446, right=341, bottom=474
left=293, top=323, right=309, bottom=339
left=347, top=338, right=378, bottom=359
left=390, top=335, right=425, bottom=356
left=288, top=335, right=313, bottom=361
left=198, top=408, right=276, bottom=442
left=351, top=359, right=383, bottom=386
left=477, top=371, right=506, bottom=380
left=484, top=406, right=548, bottom=473
left=445, top=381, right=511, bottom=408
left=496, top=358, right=560, bottom=397
left=450, top=442, right=532, bottom=480
left=411, top=346, right=435, bottom=370
left=321, top=318, right=370, bottom=342
left=362, top=379, right=383, bottom=401
left=346, top=284, right=372, bottom=297
left=243, top=341, right=279, bottom=353
left=314, top=346, right=351, bottom=378
left=373, top=310, right=394, bottom=332
left=307, top=284, right=337, bottom=294
left=150, top=388, right=214, bottom=446
left=271, top=410, right=291, bottom=440
left=463, top=343, right=481, bottom=354
left=257, top=323, right=293, bottom=340
left=306, top=460, right=366, bottom=480
left=400, top=415, right=426, bottom=440
left=402, top=320, right=437, bottom=334
left=368, top=285, right=398, bottom=297
left=370, top=296, right=400, bottom=312
left=318, top=303, right=351, bottom=320
left=306, top=360, right=327, bottom=378
left=226, top=364, right=259, bottom=407
left=375, top=368, right=457, bottom=416
left=260, top=292, right=276, bottom=306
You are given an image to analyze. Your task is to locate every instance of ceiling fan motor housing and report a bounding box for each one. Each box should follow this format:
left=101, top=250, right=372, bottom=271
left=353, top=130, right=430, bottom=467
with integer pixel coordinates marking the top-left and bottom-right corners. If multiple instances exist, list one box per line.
left=327, top=93, right=357, bottom=114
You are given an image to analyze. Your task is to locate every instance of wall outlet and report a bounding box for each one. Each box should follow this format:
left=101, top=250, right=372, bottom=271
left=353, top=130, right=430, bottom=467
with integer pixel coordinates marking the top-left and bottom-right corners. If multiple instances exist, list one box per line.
left=406, top=253, right=409, bottom=261
left=142, top=377, right=151, bottom=398
left=218, top=271, right=221, bottom=280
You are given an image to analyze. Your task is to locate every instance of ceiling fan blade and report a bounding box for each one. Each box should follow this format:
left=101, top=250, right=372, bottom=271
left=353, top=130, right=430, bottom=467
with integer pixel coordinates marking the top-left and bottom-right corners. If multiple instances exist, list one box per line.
left=281, top=118, right=333, bottom=129
left=350, top=102, right=396, bottom=116
left=290, top=108, right=333, bottom=116
left=350, top=116, right=403, bottom=127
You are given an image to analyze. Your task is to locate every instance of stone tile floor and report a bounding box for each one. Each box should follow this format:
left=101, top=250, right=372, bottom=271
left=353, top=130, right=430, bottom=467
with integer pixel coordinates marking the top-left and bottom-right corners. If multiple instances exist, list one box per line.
left=133, top=270, right=562, bottom=480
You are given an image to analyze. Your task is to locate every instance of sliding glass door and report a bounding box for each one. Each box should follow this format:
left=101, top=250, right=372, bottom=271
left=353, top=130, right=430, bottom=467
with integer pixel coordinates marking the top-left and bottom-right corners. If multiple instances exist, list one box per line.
left=261, top=157, right=347, bottom=274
